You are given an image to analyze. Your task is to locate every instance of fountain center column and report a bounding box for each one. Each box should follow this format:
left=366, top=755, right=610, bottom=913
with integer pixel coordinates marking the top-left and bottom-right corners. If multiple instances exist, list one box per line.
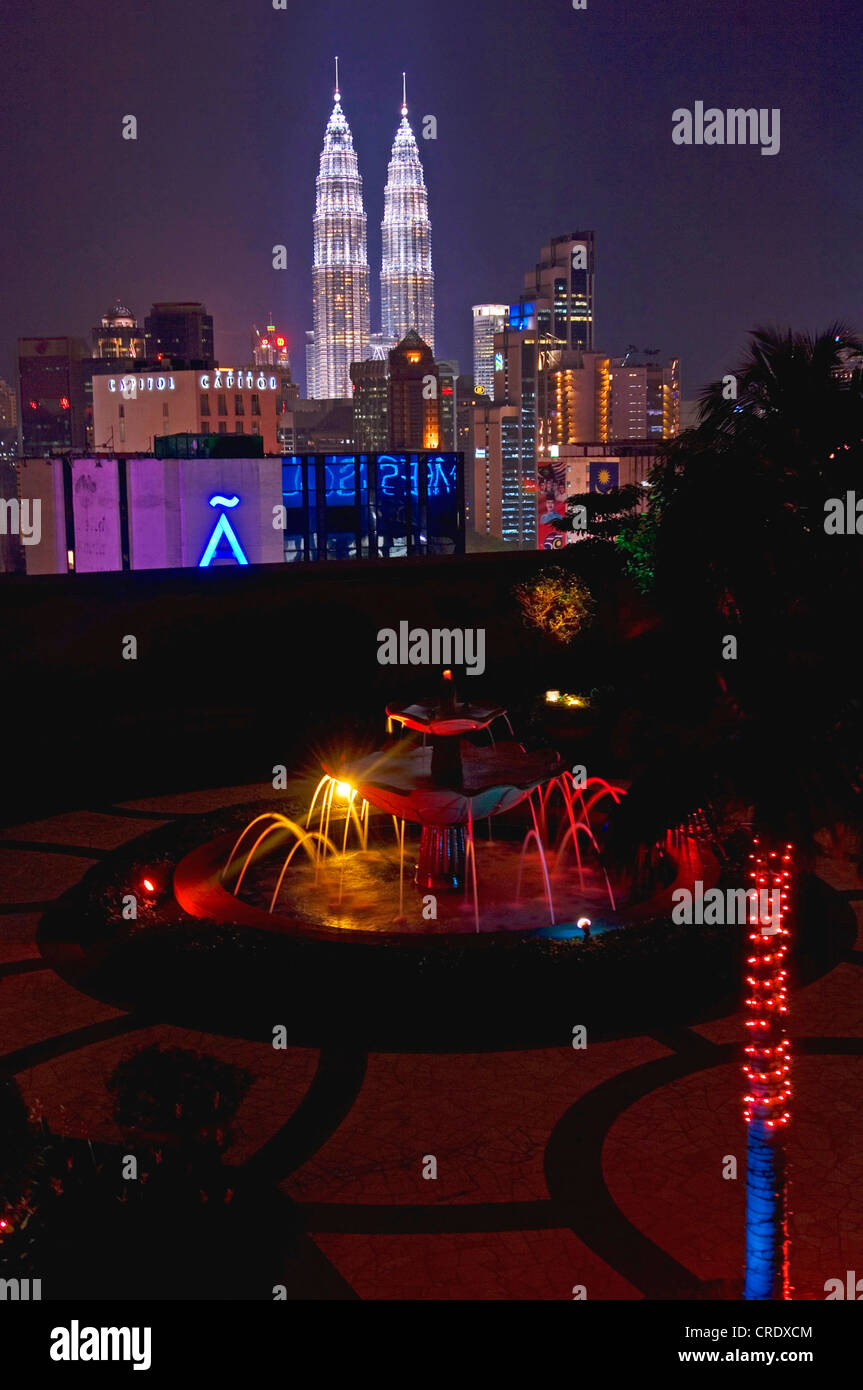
left=416, top=823, right=468, bottom=892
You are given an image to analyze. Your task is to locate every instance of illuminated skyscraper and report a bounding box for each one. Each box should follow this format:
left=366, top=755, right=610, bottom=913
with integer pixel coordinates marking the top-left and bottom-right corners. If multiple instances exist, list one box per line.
left=472, top=305, right=507, bottom=400
left=311, top=63, right=370, bottom=398
left=380, top=77, right=434, bottom=353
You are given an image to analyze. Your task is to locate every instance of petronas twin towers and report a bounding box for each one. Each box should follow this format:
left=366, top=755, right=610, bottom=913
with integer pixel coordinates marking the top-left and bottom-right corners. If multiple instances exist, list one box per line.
left=309, top=66, right=434, bottom=399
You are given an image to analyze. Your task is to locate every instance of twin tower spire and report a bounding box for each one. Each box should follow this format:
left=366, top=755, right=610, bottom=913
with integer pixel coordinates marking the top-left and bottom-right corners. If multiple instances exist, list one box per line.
left=310, top=62, right=434, bottom=399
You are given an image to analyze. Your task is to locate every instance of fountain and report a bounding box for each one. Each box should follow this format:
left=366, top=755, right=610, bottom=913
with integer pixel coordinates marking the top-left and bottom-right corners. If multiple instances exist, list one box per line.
left=326, top=670, right=561, bottom=892
left=216, top=670, right=630, bottom=936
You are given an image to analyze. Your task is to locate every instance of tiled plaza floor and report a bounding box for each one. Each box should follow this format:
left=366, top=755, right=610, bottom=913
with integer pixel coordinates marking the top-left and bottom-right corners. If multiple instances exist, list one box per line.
left=1, top=784, right=861, bottom=1300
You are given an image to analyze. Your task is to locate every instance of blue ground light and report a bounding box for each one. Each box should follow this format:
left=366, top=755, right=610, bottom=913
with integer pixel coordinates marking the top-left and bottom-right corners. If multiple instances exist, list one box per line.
left=535, top=920, right=621, bottom=940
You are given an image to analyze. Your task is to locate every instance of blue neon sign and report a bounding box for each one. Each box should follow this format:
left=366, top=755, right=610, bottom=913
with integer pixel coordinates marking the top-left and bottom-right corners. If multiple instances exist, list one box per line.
left=199, top=494, right=250, bottom=567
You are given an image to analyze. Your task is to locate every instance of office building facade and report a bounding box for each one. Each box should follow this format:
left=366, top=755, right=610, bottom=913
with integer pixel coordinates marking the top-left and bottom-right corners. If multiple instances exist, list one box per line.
left=92, top=367, right=281, bottom=453
left=608, top=356, right=680, bottom=440
left=472, top=402, right=521, bottom=543
left=282, top=398, right=355, bottom=453
left=350, top=359, right=389, bottom=451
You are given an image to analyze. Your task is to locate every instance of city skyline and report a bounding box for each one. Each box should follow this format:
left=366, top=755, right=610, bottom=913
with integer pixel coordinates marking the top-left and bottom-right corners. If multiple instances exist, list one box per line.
left=0, top=0, right=858, bottom=402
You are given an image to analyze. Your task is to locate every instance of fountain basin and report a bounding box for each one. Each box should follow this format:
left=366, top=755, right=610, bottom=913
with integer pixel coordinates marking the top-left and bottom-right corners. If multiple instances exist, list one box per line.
left=323, top=741, right=562, bottom=828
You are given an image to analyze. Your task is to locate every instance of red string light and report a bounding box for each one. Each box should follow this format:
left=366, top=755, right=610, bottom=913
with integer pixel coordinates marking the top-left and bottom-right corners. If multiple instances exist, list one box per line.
left=743, top=839, right=792, bottom=1128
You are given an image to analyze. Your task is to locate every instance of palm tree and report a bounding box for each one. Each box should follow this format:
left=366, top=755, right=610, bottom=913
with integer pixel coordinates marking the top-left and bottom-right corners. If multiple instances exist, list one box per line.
left=605, top=326, right=863, bottom=1298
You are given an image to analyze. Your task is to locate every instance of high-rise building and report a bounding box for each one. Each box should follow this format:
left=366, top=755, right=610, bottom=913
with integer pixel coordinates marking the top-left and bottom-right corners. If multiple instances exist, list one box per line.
left=542, top=352, right=611, bottom=449
left=608, top=356, right=680, bottom=440
left=472, top=305, right=507, bottom=400
left=92, top=301, right=145, bottom=360
left=455, top=373, right=482, bottom=523
left=472, top=401, right=521, bottom=543
left=350, top=359, right=389, bottom=451
left=484, top=319, right=567, bottom=548
left=517, top=232, right=596, bottom=351
left=388, top=330, right=439, bottom=449
left=311, top=72, right=370, bottom=398
left=380, top=79, right=434, bottom=353
left=17, top=336, right=90, bottom=456
left=144, top=302, right=214, bottom=365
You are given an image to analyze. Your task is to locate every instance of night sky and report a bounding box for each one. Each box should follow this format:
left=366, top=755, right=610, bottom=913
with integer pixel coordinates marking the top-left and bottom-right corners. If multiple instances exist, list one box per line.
left=1, top=0, right=860, bottom=398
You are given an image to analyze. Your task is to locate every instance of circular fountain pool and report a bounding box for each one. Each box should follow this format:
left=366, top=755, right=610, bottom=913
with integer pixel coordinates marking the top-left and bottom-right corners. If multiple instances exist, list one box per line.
left=176, top=803, right=636, bottom=940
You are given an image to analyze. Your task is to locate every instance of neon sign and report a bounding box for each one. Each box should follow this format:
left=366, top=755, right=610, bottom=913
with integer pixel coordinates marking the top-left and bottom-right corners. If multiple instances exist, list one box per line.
left=199, top=494, right=249, bottom=567
left=377, top=456, right=456, bottom=498
left=109, top=375, right=176, bottom=395
left=281, top=455, right=458, bottom=507
left=200, top=372, right=277, bottom=390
